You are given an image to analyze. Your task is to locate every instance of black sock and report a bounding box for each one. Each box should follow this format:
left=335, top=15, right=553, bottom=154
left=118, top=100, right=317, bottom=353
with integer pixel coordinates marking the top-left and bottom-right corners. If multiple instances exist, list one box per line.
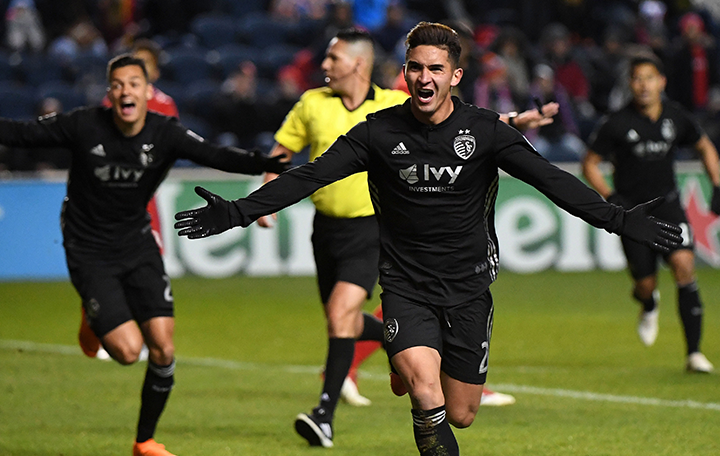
left=136, top=359, right=175, bottom=443
left=315, top=338, right=354, bottom=422
left=633, top=289, right=658, bottom=312
left=358, top=313, right=384, bottom=341
left=678, top=282, right=703, bottom=354
left=411, top=406, right=459, bottom=456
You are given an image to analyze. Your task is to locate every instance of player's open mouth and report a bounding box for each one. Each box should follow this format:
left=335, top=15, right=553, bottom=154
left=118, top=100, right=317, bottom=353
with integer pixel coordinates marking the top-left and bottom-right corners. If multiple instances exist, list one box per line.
left=120, top=101, right=136, bottom=116
left=417, top=88, right=434, bottom=103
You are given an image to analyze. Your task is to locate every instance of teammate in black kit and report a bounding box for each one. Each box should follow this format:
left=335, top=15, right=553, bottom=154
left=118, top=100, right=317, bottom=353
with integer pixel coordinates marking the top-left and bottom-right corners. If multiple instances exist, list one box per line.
left=583, top=54, right=719, bottom=372
left=0, top=54, right=287, bottom=456
left=175, top=23, right=682, bottom=455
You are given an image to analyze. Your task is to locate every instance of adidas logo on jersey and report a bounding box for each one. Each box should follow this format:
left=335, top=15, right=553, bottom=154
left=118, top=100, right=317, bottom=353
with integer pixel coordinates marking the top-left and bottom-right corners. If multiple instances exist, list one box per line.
left=391, top=142, right=409, bottom=154
left=90, top=144, right=106, bottom=157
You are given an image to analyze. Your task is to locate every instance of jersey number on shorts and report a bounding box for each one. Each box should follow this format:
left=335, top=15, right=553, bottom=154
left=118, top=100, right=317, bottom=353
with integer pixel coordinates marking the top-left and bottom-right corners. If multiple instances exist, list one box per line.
left=479, top=341, right=489, bottom=374
left=163, top=274, right=174, bottom=302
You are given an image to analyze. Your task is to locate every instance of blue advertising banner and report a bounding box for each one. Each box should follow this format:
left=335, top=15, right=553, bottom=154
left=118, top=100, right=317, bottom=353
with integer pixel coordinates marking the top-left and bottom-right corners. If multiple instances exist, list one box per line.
left=0, top=179, right=67, bottom=280
left=1, top=164, right=719, bottom=281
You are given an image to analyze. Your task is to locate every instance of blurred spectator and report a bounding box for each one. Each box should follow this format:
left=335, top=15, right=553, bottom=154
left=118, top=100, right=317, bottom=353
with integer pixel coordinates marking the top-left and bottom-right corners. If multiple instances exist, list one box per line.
left=211, top=61, right=261, bottom=148
left=587, top=26, right=628, bottom=113
left=94, top=0, right=139, bottom=47
left=540, top=22, right=590, bottom=106
left=539, top=22, right=596, bottom=138
left=666, top=11, right=720, bottom=113
left=634, top=0, right=669, bottom=60
left=310, top=1, right=356, bottom=60
left=526, top=63, right=586, bottom=162
left=447, top=19, right=481, bottom=103
left=5, top=0, right=46, bottom=53
left=277, top=48, right=323, bottom=92
left=48, top=20, right=108, bottom=63
left=271, top=0, right=329, bottom=21
left=473, top=52, right=517, bottom=114
left=490, top=26, right=535, bottom=102
left=373, top=1, right=413, bottom=55
left=254, top=65, right=305, bottom=152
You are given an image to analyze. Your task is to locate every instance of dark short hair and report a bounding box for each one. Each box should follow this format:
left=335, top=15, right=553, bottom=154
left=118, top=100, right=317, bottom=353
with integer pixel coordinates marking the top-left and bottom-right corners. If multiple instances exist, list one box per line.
left=106, top=54, right=149, bottom=82
left=629, top=54, right=665, bottom=76
left=335, top=27, right=374, bottom=46
left=405, top=22, right=462, bottom=68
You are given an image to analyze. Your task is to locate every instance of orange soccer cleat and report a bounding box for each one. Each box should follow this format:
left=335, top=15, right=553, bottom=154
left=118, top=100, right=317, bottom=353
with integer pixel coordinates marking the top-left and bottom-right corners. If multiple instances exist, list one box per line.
left=133, top=439, right=176, bottom=456
left=78, top=308, right=100, bottom=358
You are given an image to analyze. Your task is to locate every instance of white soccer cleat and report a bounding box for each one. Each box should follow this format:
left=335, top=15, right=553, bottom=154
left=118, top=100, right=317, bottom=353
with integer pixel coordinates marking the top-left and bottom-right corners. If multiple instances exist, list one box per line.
left=96, top=347, right=111, bottom=361
left=139, top=344, right=149, bottom=362
left=97, top=344, right=148, bottom=361
left=480, top=388, right=516, bottom=406
left=340, top=376, right=371, bottom=406
left=686, top=352, right=714, bottom=373
left=637, top=308, right=659, bottom=346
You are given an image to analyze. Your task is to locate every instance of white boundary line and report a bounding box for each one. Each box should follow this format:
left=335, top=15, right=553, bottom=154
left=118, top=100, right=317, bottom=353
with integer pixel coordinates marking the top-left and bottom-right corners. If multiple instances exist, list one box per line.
left=3, top=339, right=719, bottom=412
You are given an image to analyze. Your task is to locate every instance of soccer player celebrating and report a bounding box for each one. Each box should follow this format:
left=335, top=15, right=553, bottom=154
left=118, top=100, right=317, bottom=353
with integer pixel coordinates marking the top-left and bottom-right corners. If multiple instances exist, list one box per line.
left=175, top=23, right=682, bottom=455
left=582, top=54, right=719, bottom=372
left=261, top=28, right=555, bottom=435
left=0, top=54, right=288, bottom=456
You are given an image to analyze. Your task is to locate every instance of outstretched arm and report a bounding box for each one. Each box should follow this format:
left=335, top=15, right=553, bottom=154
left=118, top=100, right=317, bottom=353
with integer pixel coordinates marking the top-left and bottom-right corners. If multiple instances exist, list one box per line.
left=175, top=129, right=371, bottom=238
left=495, top=122, right=682, bottom=252
left=170, top=121, right=289, bottom=175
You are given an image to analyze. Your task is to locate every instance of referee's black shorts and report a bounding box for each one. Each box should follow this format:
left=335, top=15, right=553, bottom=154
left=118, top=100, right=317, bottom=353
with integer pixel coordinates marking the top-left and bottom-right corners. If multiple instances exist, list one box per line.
left=65, top=230, right=174, bottom=338
left=382, top=289, right=494, bottom=385
left=311, top=212, right=379, bottom=304
left=621, top=191, right=694, bottom=279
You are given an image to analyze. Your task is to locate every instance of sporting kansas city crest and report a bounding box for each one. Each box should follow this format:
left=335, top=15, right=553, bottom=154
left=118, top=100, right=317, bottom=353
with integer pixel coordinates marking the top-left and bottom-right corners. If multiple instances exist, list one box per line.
left=453, top=129, right=476, bottom=159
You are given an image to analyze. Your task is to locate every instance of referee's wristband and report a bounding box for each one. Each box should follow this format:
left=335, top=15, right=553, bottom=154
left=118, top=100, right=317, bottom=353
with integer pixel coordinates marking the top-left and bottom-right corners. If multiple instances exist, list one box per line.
left=507, top=111, right=518, bottom=128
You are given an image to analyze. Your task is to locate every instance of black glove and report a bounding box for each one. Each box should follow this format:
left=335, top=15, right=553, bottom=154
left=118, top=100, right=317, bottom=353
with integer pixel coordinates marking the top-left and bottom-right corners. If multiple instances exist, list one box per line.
left=252, top=150, right=290, bottom=175
left=619, top=197, right=683, bottom=253
left=606, top=192, right=629, bottom=209
left=174, top=187, right=236, bottom=239
left=711, top=185, right=720, bottom=216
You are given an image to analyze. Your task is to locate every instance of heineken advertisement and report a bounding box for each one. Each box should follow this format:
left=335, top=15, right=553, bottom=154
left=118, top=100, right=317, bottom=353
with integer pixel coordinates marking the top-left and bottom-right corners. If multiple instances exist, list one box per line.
left=1, top=164, right=718, bottom=281
left=157, top=164, right=720, bottom=278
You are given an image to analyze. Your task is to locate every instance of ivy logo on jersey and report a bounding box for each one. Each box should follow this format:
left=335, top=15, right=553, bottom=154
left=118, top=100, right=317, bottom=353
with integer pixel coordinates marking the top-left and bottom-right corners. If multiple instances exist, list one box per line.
left=661, top=119, right=676, bottom=141
left=453, top=129, right=475, bottom=160
left=384, top=318, right=399, bottom=343
left=399, top=164, right=419, bottom=184
left=94, top=164, right=144, bottom=183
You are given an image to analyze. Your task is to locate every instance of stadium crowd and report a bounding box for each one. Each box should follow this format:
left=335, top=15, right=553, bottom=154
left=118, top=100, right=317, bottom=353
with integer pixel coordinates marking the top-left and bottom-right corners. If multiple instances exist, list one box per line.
left=0, top=0, right=719, bottom=171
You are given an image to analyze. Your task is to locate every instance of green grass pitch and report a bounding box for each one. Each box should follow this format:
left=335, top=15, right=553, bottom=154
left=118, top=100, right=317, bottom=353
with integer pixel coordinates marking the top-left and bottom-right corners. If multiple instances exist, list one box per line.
left=1, top=269, right=719, bottom=455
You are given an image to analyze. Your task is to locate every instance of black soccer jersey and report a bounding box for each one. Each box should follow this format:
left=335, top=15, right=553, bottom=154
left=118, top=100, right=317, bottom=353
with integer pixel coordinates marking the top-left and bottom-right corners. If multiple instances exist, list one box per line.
left=233, top=97, right=623, bottom=306
left=588, top=100, right=704, bottom=203
left=0, top=107, right=266, bottom=248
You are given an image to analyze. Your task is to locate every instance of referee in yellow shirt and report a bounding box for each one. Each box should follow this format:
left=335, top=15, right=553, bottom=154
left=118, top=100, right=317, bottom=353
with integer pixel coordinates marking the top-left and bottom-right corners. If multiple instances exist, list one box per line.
left=259, top=29, right=406, bottom=447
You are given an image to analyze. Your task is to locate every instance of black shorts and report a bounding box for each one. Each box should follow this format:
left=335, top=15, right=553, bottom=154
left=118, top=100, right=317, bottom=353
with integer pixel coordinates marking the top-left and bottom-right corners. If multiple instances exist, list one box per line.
left=621, top=193, right=694, bottom=279
left=311, top=212, right=379, bottom=304
left=382, top=290, right=494, bottom=385
left=65, top=232, right=174, bottom=338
